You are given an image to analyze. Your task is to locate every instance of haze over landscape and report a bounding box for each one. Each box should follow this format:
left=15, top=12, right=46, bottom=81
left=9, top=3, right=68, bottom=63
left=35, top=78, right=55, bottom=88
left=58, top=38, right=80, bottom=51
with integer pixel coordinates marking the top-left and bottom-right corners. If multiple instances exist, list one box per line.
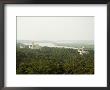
left=16, top=16, right=94, bottom=74
left=17, top=16, right=94, bottom=41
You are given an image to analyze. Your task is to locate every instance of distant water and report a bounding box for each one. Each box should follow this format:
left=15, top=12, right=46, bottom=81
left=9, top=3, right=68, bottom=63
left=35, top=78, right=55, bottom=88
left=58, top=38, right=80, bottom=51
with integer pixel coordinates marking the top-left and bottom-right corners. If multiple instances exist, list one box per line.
left=38, top=43, right=55, bottom=47
left=38, top=42, right=77, bottom=49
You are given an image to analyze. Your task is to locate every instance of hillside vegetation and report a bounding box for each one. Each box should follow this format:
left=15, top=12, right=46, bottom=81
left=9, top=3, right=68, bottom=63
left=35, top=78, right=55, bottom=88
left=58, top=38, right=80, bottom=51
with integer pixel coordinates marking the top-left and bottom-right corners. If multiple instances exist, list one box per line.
left=16, top=47, right=94, bottom=74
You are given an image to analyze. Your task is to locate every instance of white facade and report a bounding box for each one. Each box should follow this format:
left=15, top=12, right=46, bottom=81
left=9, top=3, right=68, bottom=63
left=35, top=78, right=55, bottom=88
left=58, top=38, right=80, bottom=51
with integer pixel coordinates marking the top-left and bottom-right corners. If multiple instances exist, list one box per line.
left=78, top=47, right=88, bottom=55
left=19, top=41, right=41, bottom=49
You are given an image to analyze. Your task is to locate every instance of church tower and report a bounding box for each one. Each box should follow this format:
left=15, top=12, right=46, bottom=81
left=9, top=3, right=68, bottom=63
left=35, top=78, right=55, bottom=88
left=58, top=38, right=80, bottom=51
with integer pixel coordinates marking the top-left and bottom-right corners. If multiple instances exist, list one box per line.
left=32, top=41, right=35, bottom=49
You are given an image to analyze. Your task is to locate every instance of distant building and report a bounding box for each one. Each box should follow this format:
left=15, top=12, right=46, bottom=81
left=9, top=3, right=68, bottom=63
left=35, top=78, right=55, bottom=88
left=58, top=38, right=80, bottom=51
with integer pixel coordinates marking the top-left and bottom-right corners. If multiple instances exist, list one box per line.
left=78, top=46, right=88, bottom=55
left=19, top=41, right=41, bottom=49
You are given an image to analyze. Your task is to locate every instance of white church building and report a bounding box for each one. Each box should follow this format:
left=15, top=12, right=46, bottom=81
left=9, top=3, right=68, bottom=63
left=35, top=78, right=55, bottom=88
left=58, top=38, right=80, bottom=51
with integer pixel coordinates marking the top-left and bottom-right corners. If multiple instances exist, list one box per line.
left=19, top=41, right=41, bottom=49
left=77, top=46, right=88, bottom=55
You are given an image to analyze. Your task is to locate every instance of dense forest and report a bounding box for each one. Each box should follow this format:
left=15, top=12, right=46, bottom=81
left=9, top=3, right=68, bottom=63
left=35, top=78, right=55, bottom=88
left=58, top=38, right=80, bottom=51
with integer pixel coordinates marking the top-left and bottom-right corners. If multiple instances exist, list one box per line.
left=16, top=46, right=94, bottom=74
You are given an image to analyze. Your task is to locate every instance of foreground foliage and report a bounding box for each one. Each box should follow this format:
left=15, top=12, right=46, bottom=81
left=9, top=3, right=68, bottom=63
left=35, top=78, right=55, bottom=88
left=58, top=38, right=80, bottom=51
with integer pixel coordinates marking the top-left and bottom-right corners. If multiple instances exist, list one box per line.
left=16, top=47, right=94, bottom=74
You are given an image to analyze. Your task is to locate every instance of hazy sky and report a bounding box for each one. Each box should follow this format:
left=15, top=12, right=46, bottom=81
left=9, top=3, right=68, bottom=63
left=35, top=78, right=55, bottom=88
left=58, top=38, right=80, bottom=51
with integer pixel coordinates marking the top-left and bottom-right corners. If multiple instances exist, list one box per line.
left=17, top=16, right=94, bottom=41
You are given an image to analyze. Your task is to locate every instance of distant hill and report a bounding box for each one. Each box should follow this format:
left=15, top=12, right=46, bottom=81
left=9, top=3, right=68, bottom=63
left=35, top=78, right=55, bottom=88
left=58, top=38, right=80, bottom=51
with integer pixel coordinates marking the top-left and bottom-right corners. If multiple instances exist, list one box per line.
left=17, top=40, right=94, bottom=49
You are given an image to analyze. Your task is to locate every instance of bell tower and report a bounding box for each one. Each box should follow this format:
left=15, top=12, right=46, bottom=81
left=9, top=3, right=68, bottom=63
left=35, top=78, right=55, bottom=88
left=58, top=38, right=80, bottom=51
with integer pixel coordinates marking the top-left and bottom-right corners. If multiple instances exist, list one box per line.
left=32, top=41, right=34, bottom=49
